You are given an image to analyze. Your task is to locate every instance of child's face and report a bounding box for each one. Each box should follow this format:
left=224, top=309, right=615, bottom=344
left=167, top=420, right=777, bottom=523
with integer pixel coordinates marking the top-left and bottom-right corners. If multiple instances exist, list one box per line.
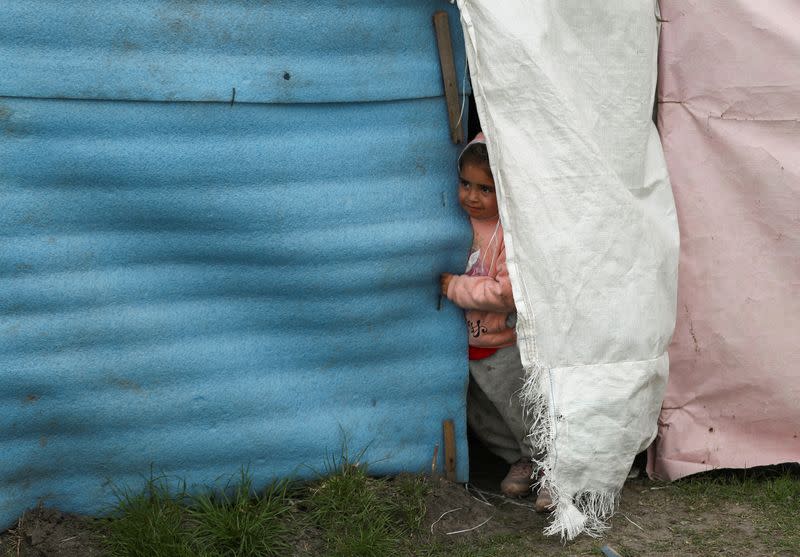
left=458, top=163, right=498, bottom=220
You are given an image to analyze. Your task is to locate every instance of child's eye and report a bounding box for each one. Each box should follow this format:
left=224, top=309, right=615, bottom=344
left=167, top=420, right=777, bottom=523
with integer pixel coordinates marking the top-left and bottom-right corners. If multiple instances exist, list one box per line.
left=459, top=179, right=470, bottom=189
left=480, top=186, right=494, bottom=195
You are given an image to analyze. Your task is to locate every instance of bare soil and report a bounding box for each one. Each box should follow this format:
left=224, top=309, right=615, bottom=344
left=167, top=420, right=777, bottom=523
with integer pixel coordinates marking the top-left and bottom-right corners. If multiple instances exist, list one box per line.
left=423, top=475, right=787, bottom=556
left=2, top=445, right=795, bottom=557
left=2, top=477, right=791, bottom=557
left=418, top=439, right=794, bottom=556
left=0, top=507, right=105, bottom=557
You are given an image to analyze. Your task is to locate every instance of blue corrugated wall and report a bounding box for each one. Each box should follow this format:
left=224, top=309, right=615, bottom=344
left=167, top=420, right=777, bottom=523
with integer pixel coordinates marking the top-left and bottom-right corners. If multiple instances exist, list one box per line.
left=0, top=1, right=470, bottom=526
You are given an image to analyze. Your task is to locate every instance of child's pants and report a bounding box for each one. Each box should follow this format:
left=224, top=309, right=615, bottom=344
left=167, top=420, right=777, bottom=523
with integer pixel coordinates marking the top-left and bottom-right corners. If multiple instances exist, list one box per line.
left=467, top=343, right=537, bottom=464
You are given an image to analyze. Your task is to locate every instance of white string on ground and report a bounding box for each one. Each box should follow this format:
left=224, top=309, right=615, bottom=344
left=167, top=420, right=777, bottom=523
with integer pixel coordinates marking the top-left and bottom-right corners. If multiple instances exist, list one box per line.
left=621, top=513, right=644, bottom=531
left=430, top=507, right=463, bottom=534
left=464, top=483, right=494, bottom=507
left=468, top=486, right=537, bottom=510
left=446, top=517, right=493, bottom=535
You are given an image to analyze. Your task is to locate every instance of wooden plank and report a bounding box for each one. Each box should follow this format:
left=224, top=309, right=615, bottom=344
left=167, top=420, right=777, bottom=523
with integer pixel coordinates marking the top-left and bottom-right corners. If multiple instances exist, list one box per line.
left=442, top=419, right=457, bottom=481
left=433, top=11, right=464, bottom=144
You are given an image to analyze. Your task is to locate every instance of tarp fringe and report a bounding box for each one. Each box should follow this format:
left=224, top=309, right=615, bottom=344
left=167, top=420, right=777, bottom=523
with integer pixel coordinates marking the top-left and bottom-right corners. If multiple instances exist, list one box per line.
left=521, top=360, right=620, bottom=541
left=545, top=490, right=619, bottom=540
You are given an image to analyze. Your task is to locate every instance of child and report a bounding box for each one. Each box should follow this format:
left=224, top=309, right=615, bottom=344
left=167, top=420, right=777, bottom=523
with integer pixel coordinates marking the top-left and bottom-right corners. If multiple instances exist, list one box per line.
left=441, top=134, right=551, bottom=510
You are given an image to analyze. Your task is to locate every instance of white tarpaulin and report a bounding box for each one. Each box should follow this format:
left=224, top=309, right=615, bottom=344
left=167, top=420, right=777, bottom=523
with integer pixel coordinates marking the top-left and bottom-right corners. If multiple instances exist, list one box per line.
left=456, top=1, right=680, bottom=539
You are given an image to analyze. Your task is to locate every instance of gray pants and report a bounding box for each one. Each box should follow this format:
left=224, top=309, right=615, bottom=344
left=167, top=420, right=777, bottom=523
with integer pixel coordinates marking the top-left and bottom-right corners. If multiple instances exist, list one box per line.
left=468, top=343, right=537, bottom=464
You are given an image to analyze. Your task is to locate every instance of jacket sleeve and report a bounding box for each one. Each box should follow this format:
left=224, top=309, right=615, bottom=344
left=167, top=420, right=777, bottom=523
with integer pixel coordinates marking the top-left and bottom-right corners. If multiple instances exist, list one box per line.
left=446, top=246, right=516, bottom=312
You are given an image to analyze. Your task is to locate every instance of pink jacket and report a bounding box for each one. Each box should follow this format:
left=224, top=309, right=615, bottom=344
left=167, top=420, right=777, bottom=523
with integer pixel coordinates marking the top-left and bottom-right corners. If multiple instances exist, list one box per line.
left=446, top=216, right=516, bottom=348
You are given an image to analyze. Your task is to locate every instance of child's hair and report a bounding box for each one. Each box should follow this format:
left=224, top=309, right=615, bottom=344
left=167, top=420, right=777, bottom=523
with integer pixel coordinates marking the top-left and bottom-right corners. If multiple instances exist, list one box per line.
left=458, top=141, right=491, bottom=174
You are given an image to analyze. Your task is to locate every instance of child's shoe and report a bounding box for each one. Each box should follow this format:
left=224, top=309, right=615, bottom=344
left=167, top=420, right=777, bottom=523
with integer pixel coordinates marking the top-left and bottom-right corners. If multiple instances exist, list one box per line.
left=534, top=484, right=553, bottom=513
left=500, top=459, right=533, bottom=497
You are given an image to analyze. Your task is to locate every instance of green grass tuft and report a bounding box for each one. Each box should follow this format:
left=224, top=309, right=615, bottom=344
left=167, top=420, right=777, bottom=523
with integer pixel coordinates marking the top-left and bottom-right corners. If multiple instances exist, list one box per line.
left=305, top=446, right=429, bottom=556
left=104, top=469, right=294, bottom=557
left=102, top=448, right=431, bottom=557
left=393, top=474, right=429, bottom=531
left=308, top=460, right=399, bottom=556
left=104, top=474, right=194, bottom=557
left=187, top=468, right=293, bottom=557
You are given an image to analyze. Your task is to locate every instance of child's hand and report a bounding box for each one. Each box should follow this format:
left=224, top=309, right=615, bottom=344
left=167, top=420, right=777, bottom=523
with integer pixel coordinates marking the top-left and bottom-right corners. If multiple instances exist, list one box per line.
left=440, top=273, right=455, bottom=296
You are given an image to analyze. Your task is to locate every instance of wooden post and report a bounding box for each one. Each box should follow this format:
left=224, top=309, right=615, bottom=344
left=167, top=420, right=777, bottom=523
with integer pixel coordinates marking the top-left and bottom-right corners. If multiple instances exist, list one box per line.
left=442, top=419, right=457, bottom=481
left=433, top=11, right=464, bottom=144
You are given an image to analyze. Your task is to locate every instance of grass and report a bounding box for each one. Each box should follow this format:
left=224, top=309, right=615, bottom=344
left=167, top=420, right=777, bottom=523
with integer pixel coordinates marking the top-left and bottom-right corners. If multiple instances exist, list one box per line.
left=92, top=463, right=800, bottom=557
left=672, top=467, right=800, bottom=554
left=102, top=455, right=430, bottom=557
left=104, top=470, right=294, bottom=557
left=105, top=475, right=194, bottom=557
left=187, top=470, right=293, bottom=557
left=305, top=447, right=429, bottom=556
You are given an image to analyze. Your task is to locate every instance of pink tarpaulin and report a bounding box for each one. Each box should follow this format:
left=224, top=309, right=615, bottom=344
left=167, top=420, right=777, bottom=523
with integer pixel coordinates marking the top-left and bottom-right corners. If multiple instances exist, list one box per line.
left=652, top=0, right=800, bottom=480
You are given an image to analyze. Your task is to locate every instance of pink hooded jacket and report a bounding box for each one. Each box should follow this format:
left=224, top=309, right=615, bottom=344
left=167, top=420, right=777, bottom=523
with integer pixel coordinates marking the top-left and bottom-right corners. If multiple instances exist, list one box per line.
left=446, top=134, right=516, bottom=350
left=447, top=215, right=516, bottom=349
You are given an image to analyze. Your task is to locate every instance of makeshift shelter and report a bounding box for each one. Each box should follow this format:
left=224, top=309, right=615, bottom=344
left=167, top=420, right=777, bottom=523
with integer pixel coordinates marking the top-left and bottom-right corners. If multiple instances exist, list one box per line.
left=652, top=0, right=800, bottom=480
left=0, top=0, right=471, bottom=529
left=455, top=0, right=798, bottom=537
left=456, top=0, right=678, bottom=539
left=5, top=0, right=791, bottom=543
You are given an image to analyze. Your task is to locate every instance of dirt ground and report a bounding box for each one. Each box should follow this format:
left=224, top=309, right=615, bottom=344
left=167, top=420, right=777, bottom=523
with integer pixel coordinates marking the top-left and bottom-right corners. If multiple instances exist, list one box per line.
left=2, top=441, right=796, bottom=557
left=0, top=507, right=105, bottom=557
left=1, top=476, right=794, bottom=557
left=1, top=476, right=791, bottom=557
left=420, top=442, right=795, bottom=556
left=423, top=475, right=774, bottom=556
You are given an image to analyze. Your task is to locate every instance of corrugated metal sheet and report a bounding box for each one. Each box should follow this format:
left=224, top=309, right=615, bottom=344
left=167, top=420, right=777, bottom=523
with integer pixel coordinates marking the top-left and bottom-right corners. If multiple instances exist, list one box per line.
left=0, top=1, right=470, bottom=526
left=1, top=0, right=460, bottom=104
